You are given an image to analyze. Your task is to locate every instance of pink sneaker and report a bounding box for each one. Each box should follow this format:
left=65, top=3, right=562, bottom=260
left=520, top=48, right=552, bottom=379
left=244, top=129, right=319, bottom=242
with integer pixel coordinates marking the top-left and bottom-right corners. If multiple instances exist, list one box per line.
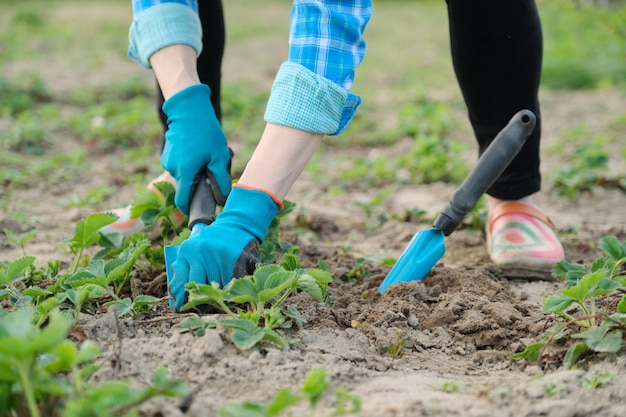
left=99, top=171, right=184, bottom=236
left=100, top=205, right=147, bottom=235
left=487, top=202, right=565, bottom=280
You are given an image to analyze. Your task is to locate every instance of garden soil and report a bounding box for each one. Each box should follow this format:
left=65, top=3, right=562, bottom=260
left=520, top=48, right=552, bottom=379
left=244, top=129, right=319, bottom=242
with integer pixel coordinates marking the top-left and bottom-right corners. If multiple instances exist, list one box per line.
left=2, top=6, right=626, bottom=416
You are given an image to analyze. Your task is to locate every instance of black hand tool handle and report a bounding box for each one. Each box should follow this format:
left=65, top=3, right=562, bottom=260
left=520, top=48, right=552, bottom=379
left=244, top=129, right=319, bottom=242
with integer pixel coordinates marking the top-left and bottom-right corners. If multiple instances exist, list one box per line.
left=433, top=109, right=536, bottom=236
left=188, top=167, right=217, bottom=229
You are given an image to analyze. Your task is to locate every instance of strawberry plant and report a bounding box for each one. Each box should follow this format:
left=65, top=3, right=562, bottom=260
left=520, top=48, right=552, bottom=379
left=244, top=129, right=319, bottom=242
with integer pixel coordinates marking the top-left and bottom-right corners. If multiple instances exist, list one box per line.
left=549, top=144, right=626, bottom=198
left=66, top=213, right=118, bottom=273
left=130, top=181, right=183, bottom=240
left=512, top=236, right=626, bottom=368
left=0, top=307, right=188, bottom=417
left=259, top=200, right=297, bottom=264
left=177, top=259, right=332, bottom=350
left=0, top=256, right=36, bottom=307
left=2, top=227, right=36, bottom=256
left=220, top=368, right=361, bottom=417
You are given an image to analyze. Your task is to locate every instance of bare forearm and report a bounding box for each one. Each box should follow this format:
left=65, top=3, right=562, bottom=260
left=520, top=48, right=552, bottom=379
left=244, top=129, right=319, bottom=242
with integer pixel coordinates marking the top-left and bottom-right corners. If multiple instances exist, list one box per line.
left=238, top=123, right=323, bottom=200
left=150, top=44, right=200, bottom=100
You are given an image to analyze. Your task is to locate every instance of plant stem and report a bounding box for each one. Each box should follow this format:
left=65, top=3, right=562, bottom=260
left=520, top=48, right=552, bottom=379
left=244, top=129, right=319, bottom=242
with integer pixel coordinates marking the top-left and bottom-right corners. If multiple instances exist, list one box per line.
left=71, top=247, right=84, bottom=274
left=274, top=285, right=297, bottom=309
left=217, top=300, right=237, bottom=318
left=609, top=259, right=624, bottom=279
left=16, top=360, right=40, bottom=417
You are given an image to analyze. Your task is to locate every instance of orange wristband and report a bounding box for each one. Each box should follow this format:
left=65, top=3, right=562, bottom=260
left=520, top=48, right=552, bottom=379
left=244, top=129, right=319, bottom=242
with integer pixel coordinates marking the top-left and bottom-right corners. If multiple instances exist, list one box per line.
left=232, top=183, right=284, bottom=210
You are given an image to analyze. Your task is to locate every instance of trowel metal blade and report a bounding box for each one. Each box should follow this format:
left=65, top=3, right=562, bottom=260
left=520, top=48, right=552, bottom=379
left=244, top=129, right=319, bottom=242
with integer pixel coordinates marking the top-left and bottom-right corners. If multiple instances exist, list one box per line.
left=378, top=227, right=446, bottom=293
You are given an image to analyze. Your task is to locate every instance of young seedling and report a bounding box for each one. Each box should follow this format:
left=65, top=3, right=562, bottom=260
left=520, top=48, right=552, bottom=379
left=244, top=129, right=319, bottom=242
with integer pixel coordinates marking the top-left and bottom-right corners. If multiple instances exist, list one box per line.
left=178, top=262, right=332, bottom=350
left=130, top=181, right=182, bottom=241
left=577, top=371, right=614, bottom=389
left=550, top=143, right=626, bottom=198
left=259, top=200, right=297, bottom=264
left=0, top=307, right=188, bottom=417
left=512, top=236, right=626, bottom=369
left=0, top=255, right=35, bottom=306
left=220, top=368, right=361, bottom=417
left=3, top=228, right=36, bottom=256
left=441, top=380, right=462, bottom=393
left=385, top=329, right=411, bottom=358
left=347, top=257, right=372, bottom=282
left=66, top=213, right=118, bottom=273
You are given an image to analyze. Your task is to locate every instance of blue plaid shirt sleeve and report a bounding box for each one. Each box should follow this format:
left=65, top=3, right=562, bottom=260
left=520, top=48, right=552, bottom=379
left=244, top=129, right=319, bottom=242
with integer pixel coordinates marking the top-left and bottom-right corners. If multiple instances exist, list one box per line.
left=129, top=0, right=201, bottom=68
left=132, top=0, right=197, bottom=15
left=265, top=0, right=373, bottom=135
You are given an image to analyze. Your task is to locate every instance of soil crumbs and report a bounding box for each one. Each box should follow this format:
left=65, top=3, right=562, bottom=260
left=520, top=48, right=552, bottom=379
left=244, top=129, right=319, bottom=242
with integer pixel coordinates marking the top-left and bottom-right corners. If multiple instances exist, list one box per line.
left=2, top=7, right=626, bottom=414
left=71, top=222, right=626, bottom=417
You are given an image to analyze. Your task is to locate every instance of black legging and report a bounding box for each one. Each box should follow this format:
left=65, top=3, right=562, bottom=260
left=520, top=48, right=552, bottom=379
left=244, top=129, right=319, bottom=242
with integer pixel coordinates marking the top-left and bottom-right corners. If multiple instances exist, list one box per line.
left=447, top=0, right=543, bottom=200
left=157, top=0, right=225, bottom=149
left=159, top=0, right=543, bottom=201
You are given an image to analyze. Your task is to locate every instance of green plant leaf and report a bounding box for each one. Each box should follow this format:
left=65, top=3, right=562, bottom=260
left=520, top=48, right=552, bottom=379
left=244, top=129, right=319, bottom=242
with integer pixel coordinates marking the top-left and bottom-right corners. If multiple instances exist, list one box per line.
left=69, top=213, right=117, bottom=251
left=266, top=388, right=303, bottom=415
left=561, top=271, right=607, bottom=304
left=220, top=402, right=268, bottom=417
left=146, top=366, right=190, bottom=397
left=572, top=324, right=623, bottom=353
left=280, top=253, right=300, bottom=271
left=30, top=310, right=72, bottom=354
left=563, top=342, right=589, bottom=369
left=258, top=271, right=296, bottom=303
left=85, top=258, right=106, bottom=277
left=104, top=242, right=150, bottom=285
left=43, top=340, right=78, bottom=373
left=228, top=278, right=259, bottom=305
left=598, top=236, right=626, bottom=261
left=152, top=181, right=176, bottom=208
left=130, top=188, right=164, bottom=220
left=307, top=268, right=333, bottom=285
left=510, top=342, right=545, bottom=362
left=175, top=316, right=215, bottom=337
left=63, top=270, right=108, bottom=288
left=260, top=329, right=287, bottom=348
left=184, top=282, right=226, bottom=310
left=132, top=294, right=160, bottom=313
left=105, top=298, right=133, bottom=317
left=334, top=387, right=362, bottom=415
left=1, top=256, right=35, bottom=284
left=76, top=340, right=101, bottom=364
left=551, top=260, right=588, bottom=285
left=22, top=286, right=51, bottom=297
left=543, top=294, right=575, bottom=314
left=0, top=308, right=36, bottom=355
left=618, top=295, right=626, bottom=314
left=227, top=320, right=265, bottom=350
left=590, top=257, right=615, bottom=273
left=3, top=228, right=36, bottom=246
left=252, top=265, right=282, bottom=291
left=593, top=278, right=621, bottom=297
left=296, top=274, right=323, bottom=302
left=301, top=368, right=330, bottom=408
left=285, top=305, right=307, bottom=330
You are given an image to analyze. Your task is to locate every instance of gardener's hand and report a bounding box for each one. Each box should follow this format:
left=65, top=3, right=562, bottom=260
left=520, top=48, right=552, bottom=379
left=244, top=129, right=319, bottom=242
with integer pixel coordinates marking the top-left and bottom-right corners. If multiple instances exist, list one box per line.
left=161, top=84, right=232, bottom=215
left=167, top=185, right=281, bottom=312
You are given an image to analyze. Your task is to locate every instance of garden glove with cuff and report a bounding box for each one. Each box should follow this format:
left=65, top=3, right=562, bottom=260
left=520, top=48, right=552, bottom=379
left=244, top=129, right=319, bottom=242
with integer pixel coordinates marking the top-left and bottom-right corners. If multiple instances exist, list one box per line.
left=168, top=185, right=282, bottom=312
left=161, top=83, right=232, bottom=214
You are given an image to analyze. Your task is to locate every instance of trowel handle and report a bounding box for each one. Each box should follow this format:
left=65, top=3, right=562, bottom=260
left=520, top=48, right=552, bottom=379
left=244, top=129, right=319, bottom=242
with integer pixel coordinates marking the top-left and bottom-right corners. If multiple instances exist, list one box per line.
left=188, top=167, right=217, bottom=229
left=434, top=109, right=536, bottom=236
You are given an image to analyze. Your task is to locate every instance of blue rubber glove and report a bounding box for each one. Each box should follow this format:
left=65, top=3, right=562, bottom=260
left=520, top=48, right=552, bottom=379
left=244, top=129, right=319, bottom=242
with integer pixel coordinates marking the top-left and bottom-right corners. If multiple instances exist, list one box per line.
left=161, top=84, right=232, bottom=214
left=168, top=185, right=281, bottom=311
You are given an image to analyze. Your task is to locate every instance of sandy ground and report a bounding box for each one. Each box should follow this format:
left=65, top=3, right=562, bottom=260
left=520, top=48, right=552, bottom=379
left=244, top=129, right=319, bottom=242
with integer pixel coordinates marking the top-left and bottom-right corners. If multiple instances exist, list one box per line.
left=1, top=2, right=625, bottom=416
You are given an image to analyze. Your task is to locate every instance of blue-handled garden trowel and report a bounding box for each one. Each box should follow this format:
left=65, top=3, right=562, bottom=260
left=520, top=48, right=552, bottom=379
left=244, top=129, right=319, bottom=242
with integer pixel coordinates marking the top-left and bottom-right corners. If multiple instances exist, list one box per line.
left=164, top=168, right=222, bottom=286
left=378, top=109, right=536, bottom=293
